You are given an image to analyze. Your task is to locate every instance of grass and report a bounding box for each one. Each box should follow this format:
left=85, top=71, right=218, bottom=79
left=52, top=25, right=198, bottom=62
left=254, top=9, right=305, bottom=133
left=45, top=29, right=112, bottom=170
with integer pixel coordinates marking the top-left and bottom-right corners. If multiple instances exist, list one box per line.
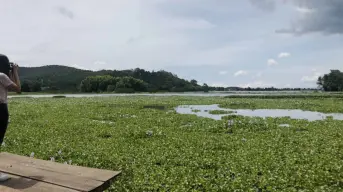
left=3, top=96, right=343, bottom=191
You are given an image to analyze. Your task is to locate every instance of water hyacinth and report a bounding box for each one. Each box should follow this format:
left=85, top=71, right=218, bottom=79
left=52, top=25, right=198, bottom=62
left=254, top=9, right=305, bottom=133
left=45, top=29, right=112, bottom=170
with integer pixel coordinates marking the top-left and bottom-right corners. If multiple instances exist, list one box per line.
left=146, top=130, right=153, bottom=137
left=279, top=124, right=290, bottom=127
left=4, top=95, right=343, bottom=191
left=227, top=119, right=234, bottom=127
left=62, top=160, right=72, bottom=165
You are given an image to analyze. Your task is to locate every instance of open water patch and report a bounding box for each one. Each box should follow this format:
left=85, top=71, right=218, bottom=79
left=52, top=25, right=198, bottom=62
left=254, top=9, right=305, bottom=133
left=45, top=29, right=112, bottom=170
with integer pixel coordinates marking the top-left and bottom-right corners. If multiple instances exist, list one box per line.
left=175, top=104, right=343, bottom=121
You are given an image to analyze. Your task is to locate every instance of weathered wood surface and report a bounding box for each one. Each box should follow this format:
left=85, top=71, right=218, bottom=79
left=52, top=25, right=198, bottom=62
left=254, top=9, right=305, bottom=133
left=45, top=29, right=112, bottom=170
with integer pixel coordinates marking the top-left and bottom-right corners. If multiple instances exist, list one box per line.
left=0, top=173, right=78, bottom=192
left=0, top=185, right=21, bottom=192
left=0, top=152, right=121, bottom=192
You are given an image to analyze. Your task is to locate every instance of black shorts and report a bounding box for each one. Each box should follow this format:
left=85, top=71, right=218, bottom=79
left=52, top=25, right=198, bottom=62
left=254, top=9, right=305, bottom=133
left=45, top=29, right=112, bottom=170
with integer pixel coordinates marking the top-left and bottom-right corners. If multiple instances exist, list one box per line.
left=0, top=103, right=9, bottom=145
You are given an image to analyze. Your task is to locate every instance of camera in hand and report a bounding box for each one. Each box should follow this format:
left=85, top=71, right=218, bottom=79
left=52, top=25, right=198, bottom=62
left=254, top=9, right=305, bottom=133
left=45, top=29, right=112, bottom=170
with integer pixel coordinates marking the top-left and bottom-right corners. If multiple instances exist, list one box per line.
left=9, top=62, right=13, bottom=70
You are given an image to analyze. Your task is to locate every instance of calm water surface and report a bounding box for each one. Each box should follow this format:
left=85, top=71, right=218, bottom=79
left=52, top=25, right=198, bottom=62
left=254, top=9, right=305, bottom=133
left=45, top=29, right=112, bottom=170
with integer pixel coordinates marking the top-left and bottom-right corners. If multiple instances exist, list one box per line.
left=175, top=104, right=343, bottom=121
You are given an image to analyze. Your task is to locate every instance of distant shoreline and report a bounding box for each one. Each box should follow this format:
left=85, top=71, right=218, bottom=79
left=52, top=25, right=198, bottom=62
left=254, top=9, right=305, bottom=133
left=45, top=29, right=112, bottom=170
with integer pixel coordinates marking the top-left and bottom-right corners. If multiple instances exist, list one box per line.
left=8, top=91, right=343, bottom=99
left=8, top=90, right=325, bottom=95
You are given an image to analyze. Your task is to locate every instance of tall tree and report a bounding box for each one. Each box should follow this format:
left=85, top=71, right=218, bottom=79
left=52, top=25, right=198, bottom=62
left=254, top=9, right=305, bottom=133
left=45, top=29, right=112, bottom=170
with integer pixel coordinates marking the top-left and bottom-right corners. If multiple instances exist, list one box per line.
left=317, top=70, right=343, bottom=91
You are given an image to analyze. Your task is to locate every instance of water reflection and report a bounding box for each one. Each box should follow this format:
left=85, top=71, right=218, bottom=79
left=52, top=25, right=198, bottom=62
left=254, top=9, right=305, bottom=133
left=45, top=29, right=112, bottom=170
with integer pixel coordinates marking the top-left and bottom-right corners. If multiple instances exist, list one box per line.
left=175, top=104, right=343, bottom=121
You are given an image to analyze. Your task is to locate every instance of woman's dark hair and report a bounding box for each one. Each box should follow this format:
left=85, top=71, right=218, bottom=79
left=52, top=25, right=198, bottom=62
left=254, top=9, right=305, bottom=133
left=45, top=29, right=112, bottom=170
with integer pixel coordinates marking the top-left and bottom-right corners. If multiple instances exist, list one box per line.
left=0, top=54, right=11, bottom=77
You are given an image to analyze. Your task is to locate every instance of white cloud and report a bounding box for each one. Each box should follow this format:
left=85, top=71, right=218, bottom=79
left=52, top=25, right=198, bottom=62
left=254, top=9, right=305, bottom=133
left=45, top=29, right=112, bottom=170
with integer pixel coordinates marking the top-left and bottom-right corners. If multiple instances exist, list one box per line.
left=161, top=17, right=216, bottom=30
left=284, top=84, right=291, bottom=88
left=0, top=0, right=260, bottom=71
left=92, top=61, right=109, bottom=70
left=253, top=72, right=263, bottom=79
left=234, top=70, right=248, bottom=77
left=295, top=7, right=315, bottom=14
left=267, top=59, right=278, bottom=66
left=96, top=61, right=106, bottom=65
left=256, top=72, right=262, bottom=77
left=301, top=72, right=321, bottom=83
left=72, top=63, right=106, bottom=71
left=210, top=83, right=230, bottom=87
left=71, top=64, right=91, bottom=71
left=219, top=71, right=228, bottom=75
left=278, top=52, right=291, bottom=58
left=239, top=81, right=275, bottom=88
left=314, top=72, right=321, bottom=76
left=301, top=76, right=318, bottom=82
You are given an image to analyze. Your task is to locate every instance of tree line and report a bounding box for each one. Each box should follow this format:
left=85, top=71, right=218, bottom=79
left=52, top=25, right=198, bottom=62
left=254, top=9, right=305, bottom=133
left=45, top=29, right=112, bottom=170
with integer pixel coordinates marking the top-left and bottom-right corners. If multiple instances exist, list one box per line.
left=79, top=75, right=209, bottom=93
left=18, top=65, right=208, bottom=93
left=80, top=75, right=147, bottom=93
left=209, top=87, right=318, bottom=92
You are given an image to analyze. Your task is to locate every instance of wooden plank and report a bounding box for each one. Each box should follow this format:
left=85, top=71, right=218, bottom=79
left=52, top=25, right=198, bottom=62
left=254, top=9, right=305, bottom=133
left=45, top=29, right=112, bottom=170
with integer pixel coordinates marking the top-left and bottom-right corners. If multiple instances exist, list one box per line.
left=0, top=186, right=20, bottom=192
left=0, top=152, right=121, bottom=182
left=1, top=173, right=79, bottom=192
left=0, top=161, right=102, bottom=191
left=0, top=152, right=121, bottom=192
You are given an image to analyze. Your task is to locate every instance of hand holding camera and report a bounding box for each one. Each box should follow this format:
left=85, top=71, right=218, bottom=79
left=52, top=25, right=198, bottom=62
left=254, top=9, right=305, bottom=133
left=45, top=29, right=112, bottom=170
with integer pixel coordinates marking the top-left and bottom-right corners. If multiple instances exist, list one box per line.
left=9, top=62, right=19, bottom=73
left=8, top=62, right=21, bottom=93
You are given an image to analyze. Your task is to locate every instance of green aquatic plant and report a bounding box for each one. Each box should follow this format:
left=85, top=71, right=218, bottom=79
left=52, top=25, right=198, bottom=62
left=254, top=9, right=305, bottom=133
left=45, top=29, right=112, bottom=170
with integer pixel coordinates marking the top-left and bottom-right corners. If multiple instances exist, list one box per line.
left=3, top=96, right=343, bottom=191
left=191, top=109, right=201, bottom=112
left=208, top=110, right=236, bottom=114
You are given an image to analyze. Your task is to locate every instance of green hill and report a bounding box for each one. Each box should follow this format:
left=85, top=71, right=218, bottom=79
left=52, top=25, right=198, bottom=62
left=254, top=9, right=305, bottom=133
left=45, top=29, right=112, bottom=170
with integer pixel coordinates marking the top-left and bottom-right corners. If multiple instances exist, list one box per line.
left=18, top=65, right=204, bottom=93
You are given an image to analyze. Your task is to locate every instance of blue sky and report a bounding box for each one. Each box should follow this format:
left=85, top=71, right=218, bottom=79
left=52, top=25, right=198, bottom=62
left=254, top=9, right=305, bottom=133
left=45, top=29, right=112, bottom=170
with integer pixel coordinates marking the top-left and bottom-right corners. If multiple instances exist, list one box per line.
left=1, top=0, right=342, bottom=88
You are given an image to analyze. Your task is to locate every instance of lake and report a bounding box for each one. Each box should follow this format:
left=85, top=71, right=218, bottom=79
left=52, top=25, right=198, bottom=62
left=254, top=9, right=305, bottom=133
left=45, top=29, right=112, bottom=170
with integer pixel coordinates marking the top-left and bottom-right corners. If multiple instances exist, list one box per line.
left=175, top=104, right=343, bottom=121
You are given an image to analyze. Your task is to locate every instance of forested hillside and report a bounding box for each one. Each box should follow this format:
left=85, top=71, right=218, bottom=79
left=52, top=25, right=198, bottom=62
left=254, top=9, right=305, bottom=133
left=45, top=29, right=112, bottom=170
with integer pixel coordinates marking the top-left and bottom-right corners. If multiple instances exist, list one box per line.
left=19, top=65, right=206, bottom=93
left=18, top=65, right=333, bottom=93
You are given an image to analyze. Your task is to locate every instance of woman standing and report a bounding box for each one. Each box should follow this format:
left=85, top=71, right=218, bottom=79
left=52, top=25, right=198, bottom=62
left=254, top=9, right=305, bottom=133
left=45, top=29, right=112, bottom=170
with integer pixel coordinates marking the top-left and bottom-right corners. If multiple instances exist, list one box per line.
left=0, top=54, right=21, bottom=182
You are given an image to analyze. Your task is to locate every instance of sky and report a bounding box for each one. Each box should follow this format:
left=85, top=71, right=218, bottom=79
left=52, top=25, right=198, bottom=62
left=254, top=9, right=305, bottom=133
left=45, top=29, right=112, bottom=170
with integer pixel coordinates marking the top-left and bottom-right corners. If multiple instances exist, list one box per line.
left=1, top=0, right=342, bottom=88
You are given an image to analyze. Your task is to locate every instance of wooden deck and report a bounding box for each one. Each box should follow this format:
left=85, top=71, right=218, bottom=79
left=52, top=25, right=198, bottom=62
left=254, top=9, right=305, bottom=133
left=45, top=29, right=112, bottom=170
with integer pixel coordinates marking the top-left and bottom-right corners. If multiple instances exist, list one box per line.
left=0, top=152, right=121, bottom=192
